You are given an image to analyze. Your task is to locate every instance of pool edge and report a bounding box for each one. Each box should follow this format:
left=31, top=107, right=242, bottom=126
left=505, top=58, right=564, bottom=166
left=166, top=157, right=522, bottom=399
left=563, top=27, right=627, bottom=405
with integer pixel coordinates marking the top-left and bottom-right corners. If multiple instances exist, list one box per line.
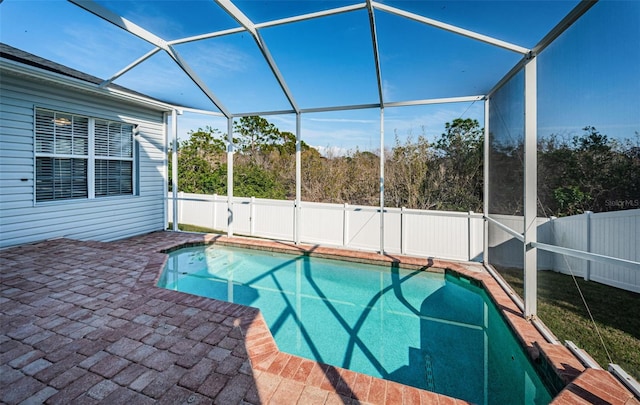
left=148, top=231, right=635, bottom=404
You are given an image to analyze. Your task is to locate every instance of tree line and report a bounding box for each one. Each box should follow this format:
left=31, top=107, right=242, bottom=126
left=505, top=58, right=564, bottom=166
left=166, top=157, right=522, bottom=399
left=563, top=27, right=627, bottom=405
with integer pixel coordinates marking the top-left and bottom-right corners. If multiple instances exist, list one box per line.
left=169, top=116, right=639, bottom=217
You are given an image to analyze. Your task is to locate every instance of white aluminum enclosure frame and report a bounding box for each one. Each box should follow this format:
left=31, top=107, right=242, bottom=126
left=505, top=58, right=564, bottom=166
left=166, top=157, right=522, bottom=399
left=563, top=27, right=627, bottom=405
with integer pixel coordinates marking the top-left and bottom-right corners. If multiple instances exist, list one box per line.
left=60, top=0, right=640, bottom=322
left=523, top=56, right=538, bottom=318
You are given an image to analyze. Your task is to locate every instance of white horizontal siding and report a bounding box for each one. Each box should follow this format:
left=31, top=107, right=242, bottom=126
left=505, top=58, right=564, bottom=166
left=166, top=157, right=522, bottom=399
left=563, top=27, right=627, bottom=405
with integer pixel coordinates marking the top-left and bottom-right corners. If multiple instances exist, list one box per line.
left=0, top=69, right=168, bottom=248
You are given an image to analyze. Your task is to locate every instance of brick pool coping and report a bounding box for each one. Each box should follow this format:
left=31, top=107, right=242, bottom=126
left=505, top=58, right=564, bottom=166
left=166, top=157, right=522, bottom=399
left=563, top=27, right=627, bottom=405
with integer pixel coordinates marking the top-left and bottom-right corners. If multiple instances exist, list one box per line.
left=1, top=231, right=637, bottom=404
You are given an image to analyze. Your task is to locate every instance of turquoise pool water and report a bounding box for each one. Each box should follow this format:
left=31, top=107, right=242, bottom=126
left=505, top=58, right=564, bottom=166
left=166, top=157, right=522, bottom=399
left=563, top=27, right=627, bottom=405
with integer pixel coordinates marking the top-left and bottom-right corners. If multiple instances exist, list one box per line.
left=158, top=244, right=552, bottom=405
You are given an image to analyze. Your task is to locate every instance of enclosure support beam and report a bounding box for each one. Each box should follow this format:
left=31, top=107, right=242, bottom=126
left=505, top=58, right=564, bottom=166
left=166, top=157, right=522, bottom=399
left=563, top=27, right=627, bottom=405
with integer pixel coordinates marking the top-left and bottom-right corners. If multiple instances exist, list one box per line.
left=227, top=118, right=234, bottom=237
left=171, top=110, right=179, bottom=231
left=373, top=1, right=529, bottom=54
left=295, top=113, right=302, bottom=244
left=483, top=99, right=490, bottom=265
left=69, top=0, right=231, bottom=117
left=523, top=56, right=538, bottom=319
left=100, top=48, right=161, bottom=88
left=366, top=0, right=384, bottom=106
left=379, top=108, right=385, bottom=255
left=215, top=0, right=299, bottom=113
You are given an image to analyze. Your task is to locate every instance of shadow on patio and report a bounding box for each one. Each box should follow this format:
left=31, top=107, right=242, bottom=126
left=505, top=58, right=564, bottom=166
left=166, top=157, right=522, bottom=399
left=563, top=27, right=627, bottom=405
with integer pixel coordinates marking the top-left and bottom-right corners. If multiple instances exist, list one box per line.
left=0, top=231, right=444, bottom=404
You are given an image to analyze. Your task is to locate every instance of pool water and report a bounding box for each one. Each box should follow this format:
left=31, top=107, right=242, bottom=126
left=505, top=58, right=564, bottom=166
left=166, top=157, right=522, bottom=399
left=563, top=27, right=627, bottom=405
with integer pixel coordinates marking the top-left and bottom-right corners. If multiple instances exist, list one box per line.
left=158, top=245, right=552, bottom=405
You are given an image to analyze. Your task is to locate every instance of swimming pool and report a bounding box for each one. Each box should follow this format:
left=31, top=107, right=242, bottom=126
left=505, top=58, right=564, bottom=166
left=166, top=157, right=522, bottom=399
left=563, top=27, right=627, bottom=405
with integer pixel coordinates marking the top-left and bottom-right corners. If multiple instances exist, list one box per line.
left=158, top=244, right=552, bottom=405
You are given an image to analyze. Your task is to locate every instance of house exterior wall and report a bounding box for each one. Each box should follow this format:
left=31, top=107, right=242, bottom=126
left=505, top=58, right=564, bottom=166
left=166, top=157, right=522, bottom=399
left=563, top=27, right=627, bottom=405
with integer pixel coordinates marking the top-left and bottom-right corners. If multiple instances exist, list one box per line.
left=0, top=69, right=168, bottom=248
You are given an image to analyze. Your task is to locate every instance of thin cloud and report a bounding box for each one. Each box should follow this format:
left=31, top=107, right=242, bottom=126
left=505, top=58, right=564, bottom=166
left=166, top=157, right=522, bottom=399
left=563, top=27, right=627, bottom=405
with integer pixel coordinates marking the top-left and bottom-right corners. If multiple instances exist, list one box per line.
left=312, top=145, right=350, bottom=157
left=175, top=40, right=251, bottom=78
left=307, top=118, right=377, bottom=124
left=60, top=25, right=151, bottom=79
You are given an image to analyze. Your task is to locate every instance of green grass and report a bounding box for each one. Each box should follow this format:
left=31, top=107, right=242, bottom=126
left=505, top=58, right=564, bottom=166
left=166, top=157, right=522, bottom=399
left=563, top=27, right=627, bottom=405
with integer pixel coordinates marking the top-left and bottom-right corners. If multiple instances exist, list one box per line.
left=496, top=267, right=640, bottom=381
left=166, top=223, right=221, bottom=233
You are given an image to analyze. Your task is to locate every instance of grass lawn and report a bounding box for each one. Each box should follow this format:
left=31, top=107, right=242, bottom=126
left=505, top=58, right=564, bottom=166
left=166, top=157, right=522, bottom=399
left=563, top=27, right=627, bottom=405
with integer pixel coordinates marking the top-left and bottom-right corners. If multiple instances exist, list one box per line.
left=497, top=267, right=640, bottom=381
left=167, top=223, right=221, bottom=233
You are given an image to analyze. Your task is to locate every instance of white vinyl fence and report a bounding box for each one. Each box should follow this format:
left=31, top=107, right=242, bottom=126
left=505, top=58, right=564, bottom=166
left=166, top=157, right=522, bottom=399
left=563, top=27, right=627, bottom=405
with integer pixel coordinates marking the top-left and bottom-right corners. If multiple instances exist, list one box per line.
left=168, top=193, right=639, bottom=292
left=550, top=209, right=639, bottom=292
left=487, top=214, right=554, bottom=270
left=488, top=210, right=640, bottom=293
left=167, top=192, right=484, bottom=262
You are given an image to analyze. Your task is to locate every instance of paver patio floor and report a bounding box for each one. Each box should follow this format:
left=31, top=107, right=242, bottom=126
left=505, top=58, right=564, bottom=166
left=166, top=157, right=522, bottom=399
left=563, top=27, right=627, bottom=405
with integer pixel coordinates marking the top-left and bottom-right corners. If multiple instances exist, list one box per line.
left=1, top=231, right=637, bottom=404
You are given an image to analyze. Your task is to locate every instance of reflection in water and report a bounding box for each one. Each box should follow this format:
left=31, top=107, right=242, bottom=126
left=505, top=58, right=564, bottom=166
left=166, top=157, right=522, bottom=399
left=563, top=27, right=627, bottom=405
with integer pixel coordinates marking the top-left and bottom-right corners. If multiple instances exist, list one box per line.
left=158, top=245, right=551, bottom=405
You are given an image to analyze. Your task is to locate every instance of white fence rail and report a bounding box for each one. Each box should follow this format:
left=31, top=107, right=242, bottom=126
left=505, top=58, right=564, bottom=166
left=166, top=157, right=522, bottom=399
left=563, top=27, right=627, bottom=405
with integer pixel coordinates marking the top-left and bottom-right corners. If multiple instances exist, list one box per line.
left=168, top=193, right=639, bottom=292
left=167, top=192, right=484, bottom=262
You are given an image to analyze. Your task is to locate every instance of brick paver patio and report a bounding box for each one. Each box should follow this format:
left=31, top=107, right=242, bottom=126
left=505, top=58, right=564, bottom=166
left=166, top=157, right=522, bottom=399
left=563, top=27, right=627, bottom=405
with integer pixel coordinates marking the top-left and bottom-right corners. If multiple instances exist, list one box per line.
left=1, top=231, right=637, bottom=404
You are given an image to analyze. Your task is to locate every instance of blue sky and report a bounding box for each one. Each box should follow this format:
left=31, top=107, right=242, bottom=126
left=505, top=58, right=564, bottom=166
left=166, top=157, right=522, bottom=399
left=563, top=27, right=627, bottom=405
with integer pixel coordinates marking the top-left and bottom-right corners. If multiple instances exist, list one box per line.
left=1, top=0, right=638, bottom=153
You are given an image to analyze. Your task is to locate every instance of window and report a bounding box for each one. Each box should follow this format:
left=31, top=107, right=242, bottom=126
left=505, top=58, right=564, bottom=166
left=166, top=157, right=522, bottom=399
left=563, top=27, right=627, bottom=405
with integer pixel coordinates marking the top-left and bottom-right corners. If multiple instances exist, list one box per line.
left=35, top=108, right=135, bottom=202
left=95, top=120, right=134, bottom=196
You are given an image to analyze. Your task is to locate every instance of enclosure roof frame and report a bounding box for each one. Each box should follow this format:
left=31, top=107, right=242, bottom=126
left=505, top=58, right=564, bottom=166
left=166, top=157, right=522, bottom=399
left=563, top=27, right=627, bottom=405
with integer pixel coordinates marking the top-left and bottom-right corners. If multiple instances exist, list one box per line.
left=55, top=0, right=590, bottom=118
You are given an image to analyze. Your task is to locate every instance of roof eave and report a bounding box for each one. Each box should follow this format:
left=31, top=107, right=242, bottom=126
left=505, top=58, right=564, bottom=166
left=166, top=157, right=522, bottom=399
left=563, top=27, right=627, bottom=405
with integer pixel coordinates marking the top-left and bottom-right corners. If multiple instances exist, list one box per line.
left=0, top=58, right=177, bottom=113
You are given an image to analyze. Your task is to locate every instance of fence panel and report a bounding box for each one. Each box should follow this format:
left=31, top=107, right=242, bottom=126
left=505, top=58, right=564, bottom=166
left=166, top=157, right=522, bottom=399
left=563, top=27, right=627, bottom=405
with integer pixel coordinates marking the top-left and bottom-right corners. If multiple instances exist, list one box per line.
left=299, top=202, right=344, bottom=246
left=550, top=214, right=588, bottom=277
left=346, top=206, right=381, bottom=251
left=168, top=193, right=637, bottom=292
left=487, top=215, right=553, bottom=269
left=253, top=199, right=295, bottom=240
left=545, top=209, right=639, bottom=292
left=383, top=208, right=402, bottom=254
left=589, top=210, right=639, bottom=291
left=168, top=192, right=224, bottom=231
left=404, top=211, right=473, bottom=261
left=229, top=198, right=251, bottom=235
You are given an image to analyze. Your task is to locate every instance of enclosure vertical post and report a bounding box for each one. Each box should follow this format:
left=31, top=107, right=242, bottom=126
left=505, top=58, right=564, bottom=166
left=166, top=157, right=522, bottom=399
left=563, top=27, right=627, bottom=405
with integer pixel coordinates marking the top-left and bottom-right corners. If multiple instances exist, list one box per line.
left=163, top=113, right=169, bottom=230
left=379, top=108, right=385, bottom=255
left=250, top=196, right=255, bottom=236
left=171, top=109, right=179, bottom=232
left=179, top=191, right=184, bottom=226
left=483, top=100, right=490, bottom=265
left=213, top=194, right=218, bottom=230
left=483, top=301, right=489, bottom=405
left=295, top=113, right=302, bottom=244
left=401, top=207, right=406, bottom=255
left=227, top=117, right=234, bottom=237
left=468, top=211, right=474, bottom=261
left=343, top=203, right=349, bottom=247
left=523, top=56, right=538, bottom=319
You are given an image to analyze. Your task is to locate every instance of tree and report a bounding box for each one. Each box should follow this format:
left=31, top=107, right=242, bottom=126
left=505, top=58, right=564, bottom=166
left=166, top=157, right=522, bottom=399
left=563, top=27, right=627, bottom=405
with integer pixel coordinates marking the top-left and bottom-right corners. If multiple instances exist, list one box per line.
left=384, top=119, right=484, bottom=211
left=429, top=118, right=484, bottom=211
left=384, top=132, right=431, bottom=209
left=233, top=116, right=280, bottom=160
left=233, top=163, right=286, bottom=199
left=538, top=127, right=640, bottom=216
left=169, top=127, right=227, bottom=194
